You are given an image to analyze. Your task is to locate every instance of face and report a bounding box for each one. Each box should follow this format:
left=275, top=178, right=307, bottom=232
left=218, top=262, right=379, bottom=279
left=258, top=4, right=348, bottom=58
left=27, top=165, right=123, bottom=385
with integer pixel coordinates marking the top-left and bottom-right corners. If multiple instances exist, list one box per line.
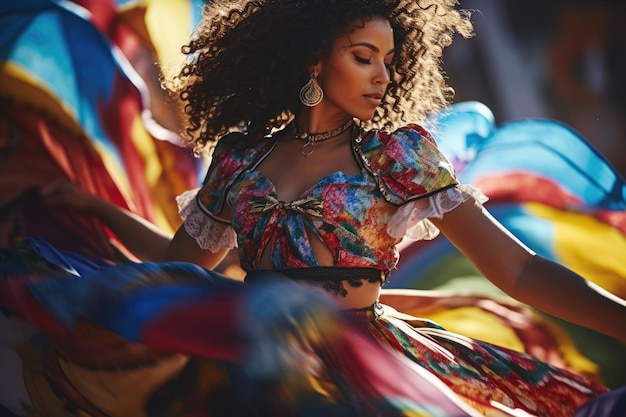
left=316, top=16, right=395, bottom=122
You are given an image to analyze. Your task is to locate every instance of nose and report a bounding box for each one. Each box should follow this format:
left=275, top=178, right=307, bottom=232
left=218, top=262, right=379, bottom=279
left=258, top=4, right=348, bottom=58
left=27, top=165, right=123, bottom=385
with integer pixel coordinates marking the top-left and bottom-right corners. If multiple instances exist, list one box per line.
left=373, top=62, right=391, bottom=86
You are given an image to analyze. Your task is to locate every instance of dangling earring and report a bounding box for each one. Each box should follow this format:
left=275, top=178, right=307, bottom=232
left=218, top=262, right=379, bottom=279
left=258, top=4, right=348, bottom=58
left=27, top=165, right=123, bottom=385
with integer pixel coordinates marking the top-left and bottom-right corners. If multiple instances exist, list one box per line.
left=299, top=71, right=323, bottom=107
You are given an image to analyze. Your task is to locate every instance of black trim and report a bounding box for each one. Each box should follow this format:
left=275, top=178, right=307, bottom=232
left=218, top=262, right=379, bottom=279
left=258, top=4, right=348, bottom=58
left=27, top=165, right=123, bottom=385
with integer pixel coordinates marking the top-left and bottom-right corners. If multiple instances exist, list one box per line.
left=273, top=266, right=386, bottom=282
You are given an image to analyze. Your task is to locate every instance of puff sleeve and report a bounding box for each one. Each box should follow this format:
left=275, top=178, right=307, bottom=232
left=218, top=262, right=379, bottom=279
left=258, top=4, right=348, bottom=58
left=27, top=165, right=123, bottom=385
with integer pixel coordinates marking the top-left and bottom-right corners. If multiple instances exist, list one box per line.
left=359, top=124, right=488, bottom=240
left=176, top=132, right=254, bottom=252
left=176, top=188, right=237, bottom=252
left=359, top=124, right=459, bottom=204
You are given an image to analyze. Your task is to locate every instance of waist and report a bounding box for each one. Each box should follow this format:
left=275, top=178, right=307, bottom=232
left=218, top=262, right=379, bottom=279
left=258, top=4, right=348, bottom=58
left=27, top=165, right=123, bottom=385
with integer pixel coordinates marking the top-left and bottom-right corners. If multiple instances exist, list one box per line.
left=244, top=267, right=387, bottom=309
left=276, top=266, right=386, bottom=281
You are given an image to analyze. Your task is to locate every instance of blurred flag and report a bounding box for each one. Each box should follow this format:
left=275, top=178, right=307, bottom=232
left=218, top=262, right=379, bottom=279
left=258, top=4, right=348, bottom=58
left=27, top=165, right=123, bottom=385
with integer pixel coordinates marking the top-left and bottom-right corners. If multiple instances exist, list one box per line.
left=0, top=0, right=206, bottom=258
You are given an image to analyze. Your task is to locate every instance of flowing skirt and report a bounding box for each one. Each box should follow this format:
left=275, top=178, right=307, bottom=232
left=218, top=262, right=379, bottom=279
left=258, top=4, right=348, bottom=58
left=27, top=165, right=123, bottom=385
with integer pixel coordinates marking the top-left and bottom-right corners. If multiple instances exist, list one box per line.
left=0, top=238, right=611, bottom=417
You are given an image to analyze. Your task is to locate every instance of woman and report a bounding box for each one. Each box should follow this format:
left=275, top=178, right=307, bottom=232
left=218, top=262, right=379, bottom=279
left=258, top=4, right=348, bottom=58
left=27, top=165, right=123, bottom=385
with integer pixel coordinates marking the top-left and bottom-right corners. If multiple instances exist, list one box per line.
left=2, top=0, right=625, bottom=416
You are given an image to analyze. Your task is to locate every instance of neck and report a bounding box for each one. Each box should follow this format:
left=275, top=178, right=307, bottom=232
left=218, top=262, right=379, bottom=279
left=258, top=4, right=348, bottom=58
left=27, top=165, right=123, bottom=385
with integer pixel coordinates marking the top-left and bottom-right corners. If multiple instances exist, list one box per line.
left=291, top=117, right=355, bottom=157
left=292, top=118, right=354, bottom=142
left=295, top=109, right=354, bottom=134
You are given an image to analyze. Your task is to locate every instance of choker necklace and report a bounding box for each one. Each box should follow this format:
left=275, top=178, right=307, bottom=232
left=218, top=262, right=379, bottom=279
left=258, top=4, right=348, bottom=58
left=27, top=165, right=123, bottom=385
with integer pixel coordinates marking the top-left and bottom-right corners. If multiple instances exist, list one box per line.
left=293, top=119, right=355, bottom=156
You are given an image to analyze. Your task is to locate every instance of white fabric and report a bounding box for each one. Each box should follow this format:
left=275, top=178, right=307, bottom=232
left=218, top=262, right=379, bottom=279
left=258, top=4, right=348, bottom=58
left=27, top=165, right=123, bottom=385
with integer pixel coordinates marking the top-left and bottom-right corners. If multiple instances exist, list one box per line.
left=387, top=184, right=488, bottom=240
left=176, top=188, right=238, bottom=252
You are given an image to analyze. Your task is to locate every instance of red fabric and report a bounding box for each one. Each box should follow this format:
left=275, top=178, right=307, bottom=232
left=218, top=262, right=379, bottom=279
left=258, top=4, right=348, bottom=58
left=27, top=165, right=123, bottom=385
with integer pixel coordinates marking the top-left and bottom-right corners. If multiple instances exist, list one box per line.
left=143, top=297, right=241, bottom=362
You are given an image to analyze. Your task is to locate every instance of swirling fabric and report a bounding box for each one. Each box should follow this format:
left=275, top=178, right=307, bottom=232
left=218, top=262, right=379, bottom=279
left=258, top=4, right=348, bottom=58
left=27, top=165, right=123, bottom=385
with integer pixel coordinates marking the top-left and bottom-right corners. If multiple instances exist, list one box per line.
left=0, top=238, right=609, bottom=417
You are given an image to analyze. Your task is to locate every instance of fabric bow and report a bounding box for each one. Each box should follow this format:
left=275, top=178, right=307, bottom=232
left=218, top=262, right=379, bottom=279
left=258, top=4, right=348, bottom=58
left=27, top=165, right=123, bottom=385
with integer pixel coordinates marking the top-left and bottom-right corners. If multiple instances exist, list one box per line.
left=248, top=195, right=324, bottom=217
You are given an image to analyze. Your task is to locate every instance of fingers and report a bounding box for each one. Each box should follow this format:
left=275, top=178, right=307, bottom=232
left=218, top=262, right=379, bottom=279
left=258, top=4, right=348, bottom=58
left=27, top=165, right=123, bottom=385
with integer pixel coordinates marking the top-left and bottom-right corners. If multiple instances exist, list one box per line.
left=38, top=179, right=85, bottom=209
left=39, top=178, right=72, bottom=197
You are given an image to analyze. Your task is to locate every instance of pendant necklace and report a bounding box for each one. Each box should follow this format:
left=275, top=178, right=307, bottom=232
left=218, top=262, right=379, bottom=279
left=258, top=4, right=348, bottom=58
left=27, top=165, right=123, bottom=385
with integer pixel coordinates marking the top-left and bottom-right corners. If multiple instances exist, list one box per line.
left=293, top=119, right=355, bottom=156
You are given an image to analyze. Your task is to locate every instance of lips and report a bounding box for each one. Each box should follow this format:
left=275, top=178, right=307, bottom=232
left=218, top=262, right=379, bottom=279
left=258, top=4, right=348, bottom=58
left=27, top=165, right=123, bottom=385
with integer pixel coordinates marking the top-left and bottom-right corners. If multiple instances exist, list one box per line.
left=364, top=93, right=383, bottom=106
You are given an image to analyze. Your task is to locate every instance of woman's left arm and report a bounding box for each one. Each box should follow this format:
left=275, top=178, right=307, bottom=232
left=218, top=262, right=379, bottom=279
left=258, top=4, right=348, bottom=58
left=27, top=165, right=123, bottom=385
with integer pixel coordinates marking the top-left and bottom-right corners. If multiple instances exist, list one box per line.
left=430, top=198, right=626, bottom=345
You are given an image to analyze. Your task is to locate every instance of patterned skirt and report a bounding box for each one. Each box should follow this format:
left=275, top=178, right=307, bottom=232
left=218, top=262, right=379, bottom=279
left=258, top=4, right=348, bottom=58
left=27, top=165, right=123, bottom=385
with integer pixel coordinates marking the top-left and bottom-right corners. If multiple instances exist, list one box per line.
left=0, top=238, right=613, bottom=417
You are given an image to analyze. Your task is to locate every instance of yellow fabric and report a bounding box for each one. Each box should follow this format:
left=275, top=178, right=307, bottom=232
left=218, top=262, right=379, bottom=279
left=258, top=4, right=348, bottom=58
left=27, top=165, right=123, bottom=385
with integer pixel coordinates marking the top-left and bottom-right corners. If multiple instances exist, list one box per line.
left=403, top=304, right=599, bottom=382
left=143, top=0, right=196, bottom=69
left=1, top=63, right=85, bottom=138
left=527, top=203, right=626, bottom=299
left=424, top=306, right=525, bottom=352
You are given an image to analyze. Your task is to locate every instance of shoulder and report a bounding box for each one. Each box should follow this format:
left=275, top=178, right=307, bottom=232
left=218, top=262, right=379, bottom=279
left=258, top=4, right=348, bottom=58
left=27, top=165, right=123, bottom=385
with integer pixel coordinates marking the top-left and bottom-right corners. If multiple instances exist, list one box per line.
left=210, top=132, right=258, bottom=172
left=359, top=124, right=458, bottom=205
left=203, top=131, right=272, bottom=182
left=198, top=132, right=271, bottom=213
left=360, top=123, right=438, bottom=157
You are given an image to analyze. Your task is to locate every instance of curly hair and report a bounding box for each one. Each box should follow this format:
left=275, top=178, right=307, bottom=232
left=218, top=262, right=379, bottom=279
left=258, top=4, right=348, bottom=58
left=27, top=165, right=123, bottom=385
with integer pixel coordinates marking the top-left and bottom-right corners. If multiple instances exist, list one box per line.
left=164, top=0, right=473, bottom=152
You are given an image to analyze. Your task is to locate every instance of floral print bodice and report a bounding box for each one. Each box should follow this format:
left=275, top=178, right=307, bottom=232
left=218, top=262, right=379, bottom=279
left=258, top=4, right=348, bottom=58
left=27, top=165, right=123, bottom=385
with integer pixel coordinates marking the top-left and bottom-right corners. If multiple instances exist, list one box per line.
left=192, top=124, right=462, bottom=274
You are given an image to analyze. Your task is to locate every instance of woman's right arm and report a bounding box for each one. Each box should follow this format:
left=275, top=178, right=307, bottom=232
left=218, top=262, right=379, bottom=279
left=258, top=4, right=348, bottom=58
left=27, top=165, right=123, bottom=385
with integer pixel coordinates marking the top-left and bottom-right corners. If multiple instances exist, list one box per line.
left=40, top=180, right=172, bottom=262
left=40, top=180, right=229, bottom=268
left=163, top=225, right=230, bottom=269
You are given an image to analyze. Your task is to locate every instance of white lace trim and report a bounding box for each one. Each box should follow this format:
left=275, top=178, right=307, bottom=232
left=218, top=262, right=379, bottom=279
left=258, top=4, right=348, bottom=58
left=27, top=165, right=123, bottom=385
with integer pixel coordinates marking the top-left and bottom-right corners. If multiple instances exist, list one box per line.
left=176, top=188, right=238, bottom=252
left=387, top=184, right=488, bottom=241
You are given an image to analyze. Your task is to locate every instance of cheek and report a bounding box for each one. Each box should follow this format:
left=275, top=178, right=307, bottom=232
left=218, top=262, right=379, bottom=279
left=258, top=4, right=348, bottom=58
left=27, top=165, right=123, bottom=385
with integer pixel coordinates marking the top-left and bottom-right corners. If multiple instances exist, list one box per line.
left=325, top=64, right=361, bottom=95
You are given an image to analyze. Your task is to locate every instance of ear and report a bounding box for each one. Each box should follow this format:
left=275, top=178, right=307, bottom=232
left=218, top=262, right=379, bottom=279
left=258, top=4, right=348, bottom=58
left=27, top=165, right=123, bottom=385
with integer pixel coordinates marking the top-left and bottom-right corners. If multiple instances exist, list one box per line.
left=307, top=60, right=321, bottom=77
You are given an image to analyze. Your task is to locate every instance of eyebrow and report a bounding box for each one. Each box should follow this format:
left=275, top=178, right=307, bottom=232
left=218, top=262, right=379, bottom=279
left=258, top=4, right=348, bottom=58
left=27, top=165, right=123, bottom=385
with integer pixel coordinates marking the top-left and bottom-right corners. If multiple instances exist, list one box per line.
left=350, top=41, right=395, bottom=56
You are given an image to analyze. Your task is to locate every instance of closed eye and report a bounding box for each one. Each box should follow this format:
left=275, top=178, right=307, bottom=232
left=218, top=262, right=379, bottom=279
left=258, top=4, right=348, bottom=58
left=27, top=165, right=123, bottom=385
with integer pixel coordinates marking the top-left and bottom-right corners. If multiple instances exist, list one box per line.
left=354, top=55, right=371, bottom=64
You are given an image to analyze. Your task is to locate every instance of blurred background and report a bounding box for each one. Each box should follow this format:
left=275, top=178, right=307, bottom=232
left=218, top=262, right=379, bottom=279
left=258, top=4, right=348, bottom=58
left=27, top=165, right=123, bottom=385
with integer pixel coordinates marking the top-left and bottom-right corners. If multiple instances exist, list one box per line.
left=445, top=0, right=626, bottom=178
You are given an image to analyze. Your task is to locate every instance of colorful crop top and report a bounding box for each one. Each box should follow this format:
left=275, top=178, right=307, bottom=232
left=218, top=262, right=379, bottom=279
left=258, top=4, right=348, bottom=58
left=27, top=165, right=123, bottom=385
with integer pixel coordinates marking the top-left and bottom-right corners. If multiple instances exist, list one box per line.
left=177, top=124, right=487, bottom=285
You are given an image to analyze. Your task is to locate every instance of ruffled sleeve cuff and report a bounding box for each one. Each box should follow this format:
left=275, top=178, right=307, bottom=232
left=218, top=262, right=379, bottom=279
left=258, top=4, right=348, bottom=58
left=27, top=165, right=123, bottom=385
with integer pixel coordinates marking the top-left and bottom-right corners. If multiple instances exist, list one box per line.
left=387, top=184, right=488, bottom=240
left=176, top=188, right=238, bottom=252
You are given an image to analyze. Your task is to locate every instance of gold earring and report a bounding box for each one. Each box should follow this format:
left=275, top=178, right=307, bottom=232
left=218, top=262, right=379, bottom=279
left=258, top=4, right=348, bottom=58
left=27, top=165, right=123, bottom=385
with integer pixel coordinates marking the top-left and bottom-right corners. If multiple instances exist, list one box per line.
left=299, top=71, right=323, bottom=107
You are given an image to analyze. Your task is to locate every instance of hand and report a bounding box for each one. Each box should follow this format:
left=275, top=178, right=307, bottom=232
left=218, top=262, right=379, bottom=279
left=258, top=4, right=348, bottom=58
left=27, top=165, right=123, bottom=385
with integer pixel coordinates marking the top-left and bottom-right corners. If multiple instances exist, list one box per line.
left=38, top=179, right=174, bottom=263
left=39, top=179, right=101, bottom=213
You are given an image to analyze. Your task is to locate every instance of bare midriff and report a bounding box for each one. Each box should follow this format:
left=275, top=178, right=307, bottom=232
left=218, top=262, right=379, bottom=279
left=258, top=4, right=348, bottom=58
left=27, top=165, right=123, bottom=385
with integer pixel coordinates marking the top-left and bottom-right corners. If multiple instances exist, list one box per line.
left=257, top=239, right=383, bottom=309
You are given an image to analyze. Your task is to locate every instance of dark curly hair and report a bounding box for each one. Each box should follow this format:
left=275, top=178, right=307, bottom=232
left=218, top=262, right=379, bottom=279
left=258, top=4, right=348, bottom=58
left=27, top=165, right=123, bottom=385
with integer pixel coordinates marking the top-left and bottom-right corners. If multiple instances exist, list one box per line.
left=164, top=0, right=473, bottom=153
